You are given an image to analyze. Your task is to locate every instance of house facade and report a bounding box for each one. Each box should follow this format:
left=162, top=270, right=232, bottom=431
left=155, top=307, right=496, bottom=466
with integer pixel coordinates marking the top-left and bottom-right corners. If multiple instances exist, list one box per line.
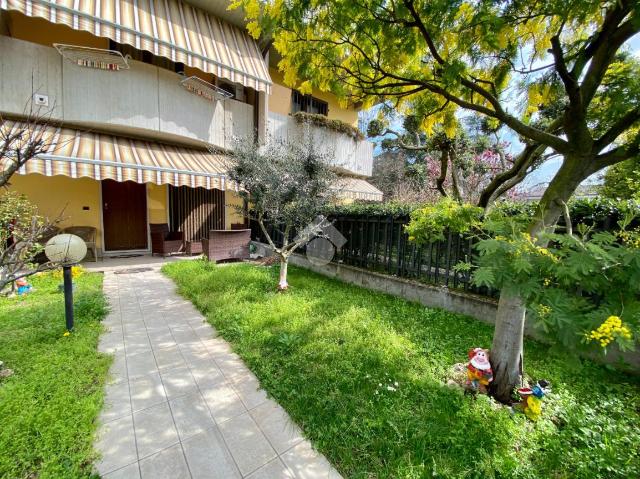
left=0, top=0, right=380, bottom=257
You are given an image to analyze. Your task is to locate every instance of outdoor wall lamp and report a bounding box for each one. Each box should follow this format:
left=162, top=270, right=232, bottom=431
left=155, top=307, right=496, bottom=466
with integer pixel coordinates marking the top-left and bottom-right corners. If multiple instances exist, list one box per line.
left=45, top=234, right=87, bottom=331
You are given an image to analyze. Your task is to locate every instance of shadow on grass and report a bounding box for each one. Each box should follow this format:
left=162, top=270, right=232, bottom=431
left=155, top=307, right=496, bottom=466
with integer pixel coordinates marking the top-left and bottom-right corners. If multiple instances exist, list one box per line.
left=164, top=260, right=640, bottom=479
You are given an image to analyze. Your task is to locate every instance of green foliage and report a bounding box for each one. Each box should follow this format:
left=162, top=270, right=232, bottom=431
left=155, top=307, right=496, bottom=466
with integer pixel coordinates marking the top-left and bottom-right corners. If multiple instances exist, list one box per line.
left=0, top=272, right=110, bottom=478
left=226, top=136, right=337, bottom=232
left=473, top=215, right=640, bottom=352
left=0, top=192, right=41, bottom=248
left=405, top=198, right=483, bottom=243
left=164, top=261, right=640, bottom=479
left=602, top=157, right=640, bottom=201
left=323, top=201, right=419, bottom=218
left=293, top=111, right=364, bottom=141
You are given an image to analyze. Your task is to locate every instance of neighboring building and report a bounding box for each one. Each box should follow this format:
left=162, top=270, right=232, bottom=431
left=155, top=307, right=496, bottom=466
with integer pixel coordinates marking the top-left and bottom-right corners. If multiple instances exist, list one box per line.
left=0, top=0, right=381, bottom=257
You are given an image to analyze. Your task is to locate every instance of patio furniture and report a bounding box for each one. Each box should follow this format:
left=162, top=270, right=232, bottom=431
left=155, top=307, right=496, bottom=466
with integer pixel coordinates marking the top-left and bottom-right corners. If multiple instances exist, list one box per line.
left=63, top=226, right=98, bottom=262
left=185, top=240, right=203, bottom=255
left=202, top=229, right=251, bottom=262
left=149, top=223, right=184, bottom=257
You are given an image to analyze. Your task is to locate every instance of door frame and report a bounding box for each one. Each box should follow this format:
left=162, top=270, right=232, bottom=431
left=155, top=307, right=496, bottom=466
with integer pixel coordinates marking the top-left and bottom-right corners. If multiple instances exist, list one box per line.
left=99, top=181, right=152, bottom=255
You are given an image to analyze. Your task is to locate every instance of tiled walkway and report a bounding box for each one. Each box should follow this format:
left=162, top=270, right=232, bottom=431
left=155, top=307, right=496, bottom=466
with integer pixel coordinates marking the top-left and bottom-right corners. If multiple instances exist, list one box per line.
left=95, top=267, right=342, bottom=479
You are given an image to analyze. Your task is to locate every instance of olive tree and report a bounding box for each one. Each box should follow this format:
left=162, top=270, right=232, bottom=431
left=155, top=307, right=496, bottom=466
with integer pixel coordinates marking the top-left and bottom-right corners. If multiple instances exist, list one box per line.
left=226, top=137, right=337, bottom=290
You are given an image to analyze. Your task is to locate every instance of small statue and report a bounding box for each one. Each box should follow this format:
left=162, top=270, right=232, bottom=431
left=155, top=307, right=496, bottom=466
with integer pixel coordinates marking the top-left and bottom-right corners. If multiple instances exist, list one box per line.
left=516, top=380, right=550, bottom=421
left=466, top=347, right=494, bottom=394
left=15, top=278, right=32, bottom=295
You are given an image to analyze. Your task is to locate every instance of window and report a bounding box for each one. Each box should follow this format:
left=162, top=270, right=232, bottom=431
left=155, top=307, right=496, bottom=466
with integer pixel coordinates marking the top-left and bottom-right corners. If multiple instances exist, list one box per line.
left=291, top=90, right=328, bottom=116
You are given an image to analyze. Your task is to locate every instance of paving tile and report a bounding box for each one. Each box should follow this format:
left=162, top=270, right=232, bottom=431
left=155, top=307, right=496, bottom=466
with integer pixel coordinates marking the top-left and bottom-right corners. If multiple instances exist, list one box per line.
left=179, top=341, right=212, bottom=364
left=250, top=400, right=304, bottom=454
left=154, top=345, right=186, bottom=370
left=232, top=373, right=268, bottom=410
left=126, top=351, right=158, bottom=379
left=218, top=411, right=277, bottom=476
left=202, top=337, right=233, bottom=356
left=171, top=328, right=199, bottom=344
left=139, top=443, right=190, bottom=479
left=246, top=458, right=295, bottom=479
left=281, top=441, right=343, bottom=479
left=130, top=372, right=167, bottom=412
left=109, top=353, right=128, bottom=383
left=188, top=358, right=226, bottom=388
left=201, top=382, right=247, bottom=423
left=103, top=462, right=141, bottom=479
left=99, top=335, right=125, bottom=355
left=169, top=391, right=216, bottom=440
left=133, top=402, right=179, bottom=459
left=100, top=380, right=132, bottom=423
left=95, top=414, right=137, bottom=475
left=182, top=427, right=241, bottom=479
left=160, top=365, right=198, bottom=399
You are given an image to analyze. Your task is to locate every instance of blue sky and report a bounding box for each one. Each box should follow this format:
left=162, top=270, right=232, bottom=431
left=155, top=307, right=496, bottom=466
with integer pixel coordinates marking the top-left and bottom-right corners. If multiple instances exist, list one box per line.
left=365, top=34, right=640, bottom=190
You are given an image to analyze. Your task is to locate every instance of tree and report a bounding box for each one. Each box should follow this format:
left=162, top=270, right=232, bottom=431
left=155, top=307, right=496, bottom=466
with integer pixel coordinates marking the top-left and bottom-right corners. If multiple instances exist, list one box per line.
left=226, top=137, right=337, bottom=290
left=369, top=117, right=525, bottom=203
left=601, top=157, right=640, bottom=200
left=0, top=192, right=59, bottom=293
left=235, top=0, right=640, bottom=401
left=1, top=111, right=63, bottom=293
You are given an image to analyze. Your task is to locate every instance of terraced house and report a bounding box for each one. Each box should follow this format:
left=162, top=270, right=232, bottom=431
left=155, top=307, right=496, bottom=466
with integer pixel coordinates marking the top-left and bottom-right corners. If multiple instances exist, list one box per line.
left=0, top=0, right=380, bottom=257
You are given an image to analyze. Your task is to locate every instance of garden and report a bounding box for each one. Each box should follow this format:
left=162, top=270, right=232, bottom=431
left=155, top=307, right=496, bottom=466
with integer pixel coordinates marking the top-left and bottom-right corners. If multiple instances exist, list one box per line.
left=164, top=260, right=640, bottom=479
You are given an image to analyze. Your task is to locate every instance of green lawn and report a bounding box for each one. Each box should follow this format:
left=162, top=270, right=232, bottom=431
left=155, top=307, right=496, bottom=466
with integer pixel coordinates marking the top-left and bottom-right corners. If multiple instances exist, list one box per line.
left=0, top=272, right=111, bottom=479
left=164, top=260, right=640, bottom=479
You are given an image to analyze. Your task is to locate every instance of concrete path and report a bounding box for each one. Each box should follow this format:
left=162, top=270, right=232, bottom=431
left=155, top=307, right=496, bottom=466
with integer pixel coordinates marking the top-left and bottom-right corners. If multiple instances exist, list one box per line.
left=95, top=267, right=342, bottom=479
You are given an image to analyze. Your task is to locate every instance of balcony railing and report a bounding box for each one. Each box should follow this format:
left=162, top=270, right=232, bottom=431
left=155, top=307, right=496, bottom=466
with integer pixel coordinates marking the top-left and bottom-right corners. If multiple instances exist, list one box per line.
left=267, top=112, right=374, bottom=177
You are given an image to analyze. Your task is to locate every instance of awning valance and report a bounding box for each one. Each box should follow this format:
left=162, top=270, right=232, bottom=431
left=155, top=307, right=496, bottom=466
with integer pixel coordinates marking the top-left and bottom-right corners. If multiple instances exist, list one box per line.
left=1, top=121, right=232, bottom=190
left=1, top=0, right=272, bottom=93
left=334, top=177, right=383, bottom=202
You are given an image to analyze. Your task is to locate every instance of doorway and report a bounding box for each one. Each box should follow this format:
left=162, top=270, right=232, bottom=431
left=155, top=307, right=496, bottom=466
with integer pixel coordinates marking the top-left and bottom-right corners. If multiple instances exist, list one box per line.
left=102, top=180, right=148, bottom=251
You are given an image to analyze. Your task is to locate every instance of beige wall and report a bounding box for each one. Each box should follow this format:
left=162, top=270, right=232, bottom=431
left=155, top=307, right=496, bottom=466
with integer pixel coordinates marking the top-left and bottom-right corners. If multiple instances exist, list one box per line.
left=268, top=68, right=359, bottom=126
left=224, top=190, right=245, bottom=228
left=8, top=174, right=104, bottom=247
left=147, top=184, right=168, bottom=224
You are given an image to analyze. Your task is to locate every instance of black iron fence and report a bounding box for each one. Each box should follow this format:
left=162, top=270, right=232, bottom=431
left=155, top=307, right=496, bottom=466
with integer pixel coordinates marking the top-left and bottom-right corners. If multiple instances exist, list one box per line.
left=250, top=215, right=497, bottom=297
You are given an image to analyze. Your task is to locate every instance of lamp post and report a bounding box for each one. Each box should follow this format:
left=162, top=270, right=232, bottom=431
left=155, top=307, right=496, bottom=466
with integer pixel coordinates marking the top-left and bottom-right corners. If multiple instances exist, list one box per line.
left=45, top=234, right=87, bottom=331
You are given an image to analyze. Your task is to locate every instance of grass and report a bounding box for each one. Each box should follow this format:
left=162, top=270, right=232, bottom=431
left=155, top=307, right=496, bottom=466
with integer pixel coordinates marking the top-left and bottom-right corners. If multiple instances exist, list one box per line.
left=0, top=271, right=111, bottom=479
left=164, top=260, right=640, bottom=479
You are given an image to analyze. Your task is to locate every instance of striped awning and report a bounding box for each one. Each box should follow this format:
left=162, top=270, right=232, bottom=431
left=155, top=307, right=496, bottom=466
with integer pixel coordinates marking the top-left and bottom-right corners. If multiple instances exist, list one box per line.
left=1, top=0, right=272, bottom=93
left=1, top=121, right=232, bottom=190
left=334, top=177, right=383, bottom=202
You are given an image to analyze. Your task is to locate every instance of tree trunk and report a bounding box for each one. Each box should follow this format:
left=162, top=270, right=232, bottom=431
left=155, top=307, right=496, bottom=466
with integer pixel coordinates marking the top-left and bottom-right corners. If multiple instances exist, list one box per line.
left=489, top=154, right=591, bottom=402
left=489, top=291, right=526, bottom=402
left=278, top=256, right=289, bottom=290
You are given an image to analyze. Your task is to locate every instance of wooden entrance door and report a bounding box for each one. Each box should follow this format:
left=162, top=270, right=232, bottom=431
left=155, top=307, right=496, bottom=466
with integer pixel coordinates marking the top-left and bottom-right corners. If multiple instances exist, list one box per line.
left=102, top=180, right=148, bottom=251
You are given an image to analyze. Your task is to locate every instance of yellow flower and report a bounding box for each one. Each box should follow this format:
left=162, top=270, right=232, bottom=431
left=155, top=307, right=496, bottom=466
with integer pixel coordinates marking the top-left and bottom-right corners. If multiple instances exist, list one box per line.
left=63, top=331, right=71, bottom=337
left=586, top=316, right=633, bottom=347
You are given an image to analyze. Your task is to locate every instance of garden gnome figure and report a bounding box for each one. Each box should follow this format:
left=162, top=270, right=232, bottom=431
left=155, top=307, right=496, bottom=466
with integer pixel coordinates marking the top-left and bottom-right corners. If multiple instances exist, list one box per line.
left=466, top=348, right=494, bottom=393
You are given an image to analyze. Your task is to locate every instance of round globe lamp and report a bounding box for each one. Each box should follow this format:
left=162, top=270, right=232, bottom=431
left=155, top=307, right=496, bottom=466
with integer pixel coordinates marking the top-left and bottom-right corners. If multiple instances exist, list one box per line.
left=45, top=234, right=87, bottom=331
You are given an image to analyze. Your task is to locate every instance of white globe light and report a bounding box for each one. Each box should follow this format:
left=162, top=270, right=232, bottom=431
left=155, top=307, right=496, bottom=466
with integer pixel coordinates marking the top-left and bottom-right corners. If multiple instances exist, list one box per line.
left=45, top=234, right=87, bottom=265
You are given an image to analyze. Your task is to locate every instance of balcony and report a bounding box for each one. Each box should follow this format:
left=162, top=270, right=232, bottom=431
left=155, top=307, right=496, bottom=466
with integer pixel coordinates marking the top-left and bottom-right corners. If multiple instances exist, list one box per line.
left=267, top=112, right=374, bottom=177
left=0, top=36, right=253, bottom=149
